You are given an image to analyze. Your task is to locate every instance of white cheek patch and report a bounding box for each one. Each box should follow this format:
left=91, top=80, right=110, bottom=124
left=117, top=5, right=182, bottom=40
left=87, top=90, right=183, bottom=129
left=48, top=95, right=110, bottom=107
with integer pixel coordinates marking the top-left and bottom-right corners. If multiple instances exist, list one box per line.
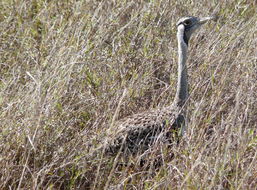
left=177, top=24, right=185, bottom=38
left=177, top=24, right=188, bottom=48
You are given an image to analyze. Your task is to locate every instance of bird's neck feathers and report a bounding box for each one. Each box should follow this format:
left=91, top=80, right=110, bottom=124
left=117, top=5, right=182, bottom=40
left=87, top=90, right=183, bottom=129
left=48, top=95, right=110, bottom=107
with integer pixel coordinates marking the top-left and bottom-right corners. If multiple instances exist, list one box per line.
left=174, top=25, right=189, bottom=107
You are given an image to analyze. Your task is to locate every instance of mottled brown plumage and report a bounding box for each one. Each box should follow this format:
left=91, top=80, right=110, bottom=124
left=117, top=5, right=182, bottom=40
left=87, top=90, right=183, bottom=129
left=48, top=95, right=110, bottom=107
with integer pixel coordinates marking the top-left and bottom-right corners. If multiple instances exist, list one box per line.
left=104, top=105, right=184, bottom=155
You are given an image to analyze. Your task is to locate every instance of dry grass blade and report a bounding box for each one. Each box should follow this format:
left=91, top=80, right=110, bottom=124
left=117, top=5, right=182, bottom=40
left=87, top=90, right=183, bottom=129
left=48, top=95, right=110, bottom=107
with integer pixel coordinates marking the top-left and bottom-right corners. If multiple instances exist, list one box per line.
left=0, top=0, right=256, bottom=189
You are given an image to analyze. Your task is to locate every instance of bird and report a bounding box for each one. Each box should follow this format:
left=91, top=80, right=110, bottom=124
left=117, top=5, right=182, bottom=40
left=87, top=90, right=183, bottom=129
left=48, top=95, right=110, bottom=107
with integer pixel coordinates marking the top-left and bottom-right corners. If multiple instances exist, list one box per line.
left=95, top=16, right=217, bottom=156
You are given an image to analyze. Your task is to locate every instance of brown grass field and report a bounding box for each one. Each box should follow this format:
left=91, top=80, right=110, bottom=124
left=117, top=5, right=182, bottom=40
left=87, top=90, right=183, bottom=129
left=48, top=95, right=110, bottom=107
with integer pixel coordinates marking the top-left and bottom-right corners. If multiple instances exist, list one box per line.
left=0, top=0, right=256, bottom=189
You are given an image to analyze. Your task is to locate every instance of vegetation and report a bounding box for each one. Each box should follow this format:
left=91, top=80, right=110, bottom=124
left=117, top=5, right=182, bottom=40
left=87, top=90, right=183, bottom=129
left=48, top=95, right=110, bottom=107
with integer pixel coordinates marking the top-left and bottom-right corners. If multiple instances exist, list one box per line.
left=0, top=0, right=256, bottom=189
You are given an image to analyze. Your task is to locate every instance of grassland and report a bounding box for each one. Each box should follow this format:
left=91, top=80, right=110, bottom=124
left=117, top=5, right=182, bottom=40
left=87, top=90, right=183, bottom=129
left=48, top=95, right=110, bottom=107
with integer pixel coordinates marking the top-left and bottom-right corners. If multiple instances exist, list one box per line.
left=0, top=0, right=256, bottom=189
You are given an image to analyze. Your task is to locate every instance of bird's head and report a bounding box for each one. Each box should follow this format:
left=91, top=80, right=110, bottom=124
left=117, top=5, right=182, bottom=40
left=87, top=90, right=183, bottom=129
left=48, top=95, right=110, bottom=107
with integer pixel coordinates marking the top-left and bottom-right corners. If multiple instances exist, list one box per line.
left=176, top=16, right=217, bottom=45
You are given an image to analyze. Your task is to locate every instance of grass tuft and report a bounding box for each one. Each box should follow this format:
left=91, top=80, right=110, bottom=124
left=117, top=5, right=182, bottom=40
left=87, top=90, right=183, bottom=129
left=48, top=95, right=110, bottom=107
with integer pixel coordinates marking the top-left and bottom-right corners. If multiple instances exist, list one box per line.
left=0, top=0, right=256, bottom=189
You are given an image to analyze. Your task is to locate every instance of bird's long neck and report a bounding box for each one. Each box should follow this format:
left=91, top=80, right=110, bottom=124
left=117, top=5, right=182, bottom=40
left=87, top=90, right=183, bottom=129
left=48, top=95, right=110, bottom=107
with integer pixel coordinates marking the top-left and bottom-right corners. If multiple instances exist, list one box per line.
left=174, top=25, right=189, bottom=107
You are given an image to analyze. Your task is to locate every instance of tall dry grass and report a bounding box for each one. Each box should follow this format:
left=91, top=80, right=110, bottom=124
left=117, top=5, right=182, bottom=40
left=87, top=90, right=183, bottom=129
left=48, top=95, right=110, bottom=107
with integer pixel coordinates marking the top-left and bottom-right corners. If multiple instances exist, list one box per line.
left=0, top=0, right=256, bottom=189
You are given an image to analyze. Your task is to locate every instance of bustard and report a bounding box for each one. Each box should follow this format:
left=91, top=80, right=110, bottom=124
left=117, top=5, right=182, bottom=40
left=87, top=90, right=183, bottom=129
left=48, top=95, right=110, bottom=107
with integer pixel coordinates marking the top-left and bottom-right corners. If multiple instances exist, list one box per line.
left=99, top=16, right=217, bottom=156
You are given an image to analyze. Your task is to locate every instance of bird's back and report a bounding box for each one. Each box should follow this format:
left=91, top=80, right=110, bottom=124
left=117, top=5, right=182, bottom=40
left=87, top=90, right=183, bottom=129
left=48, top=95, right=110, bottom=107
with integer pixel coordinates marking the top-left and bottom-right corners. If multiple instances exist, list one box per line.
left=103, top=105, right=185, bottom=155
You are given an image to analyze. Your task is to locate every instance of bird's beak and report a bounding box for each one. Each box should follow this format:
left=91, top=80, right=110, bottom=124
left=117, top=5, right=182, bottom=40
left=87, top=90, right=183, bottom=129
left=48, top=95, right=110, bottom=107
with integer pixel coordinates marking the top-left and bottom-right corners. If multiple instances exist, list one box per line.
left=198, top=15, right=218, bottom=25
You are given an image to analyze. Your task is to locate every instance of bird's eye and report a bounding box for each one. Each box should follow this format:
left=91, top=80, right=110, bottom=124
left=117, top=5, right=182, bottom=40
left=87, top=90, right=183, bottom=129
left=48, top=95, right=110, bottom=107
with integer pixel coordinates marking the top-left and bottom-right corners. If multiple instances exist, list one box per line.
left=184, top=20, right=191, bottom=25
